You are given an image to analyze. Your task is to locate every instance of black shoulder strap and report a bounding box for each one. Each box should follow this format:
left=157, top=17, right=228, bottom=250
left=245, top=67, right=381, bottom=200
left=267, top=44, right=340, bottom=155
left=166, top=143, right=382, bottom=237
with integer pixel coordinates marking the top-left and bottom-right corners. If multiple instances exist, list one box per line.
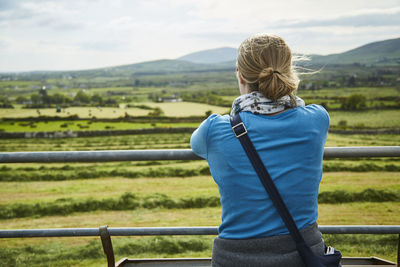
left=230, top=113, right=324, bottom=267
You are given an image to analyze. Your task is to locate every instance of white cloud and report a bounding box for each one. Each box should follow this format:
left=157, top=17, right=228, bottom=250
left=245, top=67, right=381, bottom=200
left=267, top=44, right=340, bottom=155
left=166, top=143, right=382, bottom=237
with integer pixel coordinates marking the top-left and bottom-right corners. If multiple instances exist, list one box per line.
left=279, top=7, right=400, bottom=28
left=0, top=0, right=399, bottom=71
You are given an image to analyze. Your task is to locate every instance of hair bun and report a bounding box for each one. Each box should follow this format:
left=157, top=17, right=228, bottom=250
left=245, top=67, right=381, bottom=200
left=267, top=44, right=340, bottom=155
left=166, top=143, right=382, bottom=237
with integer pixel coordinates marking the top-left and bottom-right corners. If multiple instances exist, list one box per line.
left=258, top=67, right=274, bottom=80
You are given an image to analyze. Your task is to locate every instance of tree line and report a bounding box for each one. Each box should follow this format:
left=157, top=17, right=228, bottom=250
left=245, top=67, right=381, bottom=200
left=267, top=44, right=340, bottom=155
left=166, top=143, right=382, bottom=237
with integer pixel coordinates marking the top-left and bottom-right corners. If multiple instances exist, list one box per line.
left=14, top=89, right=119, bottom=108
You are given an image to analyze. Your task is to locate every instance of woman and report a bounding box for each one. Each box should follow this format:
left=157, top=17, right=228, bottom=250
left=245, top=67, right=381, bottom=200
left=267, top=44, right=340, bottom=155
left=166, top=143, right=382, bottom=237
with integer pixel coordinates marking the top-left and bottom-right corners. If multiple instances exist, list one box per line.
left=190, top=34, right=330, bottom=266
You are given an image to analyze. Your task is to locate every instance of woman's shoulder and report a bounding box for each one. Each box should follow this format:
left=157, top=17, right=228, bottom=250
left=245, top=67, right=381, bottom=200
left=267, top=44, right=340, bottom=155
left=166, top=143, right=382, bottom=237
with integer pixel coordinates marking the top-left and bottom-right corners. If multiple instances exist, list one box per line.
left=203, top=113, right=230, bottom=126
left=298, top=104, right=330, bottom=129
left=190, top=113, right=230, bottom=159
left=303, top=103, right=328, bottom=113
left=301, top=104, right=329, bottom=119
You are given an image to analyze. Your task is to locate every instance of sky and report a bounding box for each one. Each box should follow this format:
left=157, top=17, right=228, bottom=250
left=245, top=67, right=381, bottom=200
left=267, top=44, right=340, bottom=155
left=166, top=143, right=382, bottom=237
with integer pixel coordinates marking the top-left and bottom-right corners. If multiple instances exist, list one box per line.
left=0, top=0, right=399, bottom=72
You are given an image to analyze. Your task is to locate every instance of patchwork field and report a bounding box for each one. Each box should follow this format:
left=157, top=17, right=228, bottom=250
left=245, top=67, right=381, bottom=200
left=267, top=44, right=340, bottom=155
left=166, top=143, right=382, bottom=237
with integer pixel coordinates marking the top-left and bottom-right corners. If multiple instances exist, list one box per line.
left=0, top=102, right=229, bottom=119
left=0, top=82, right=399, bottom=266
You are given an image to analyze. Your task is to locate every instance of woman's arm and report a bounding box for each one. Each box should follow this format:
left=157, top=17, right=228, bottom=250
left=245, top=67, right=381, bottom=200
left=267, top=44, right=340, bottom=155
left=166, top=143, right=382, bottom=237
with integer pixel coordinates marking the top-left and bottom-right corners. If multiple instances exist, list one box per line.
left=190, top=114, right=218, bottom=159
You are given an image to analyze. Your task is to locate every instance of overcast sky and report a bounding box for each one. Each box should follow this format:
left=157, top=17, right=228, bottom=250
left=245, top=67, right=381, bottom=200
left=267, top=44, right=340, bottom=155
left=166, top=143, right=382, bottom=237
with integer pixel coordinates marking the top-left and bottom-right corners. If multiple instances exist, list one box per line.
left=0, top=0, right=399, bottom=72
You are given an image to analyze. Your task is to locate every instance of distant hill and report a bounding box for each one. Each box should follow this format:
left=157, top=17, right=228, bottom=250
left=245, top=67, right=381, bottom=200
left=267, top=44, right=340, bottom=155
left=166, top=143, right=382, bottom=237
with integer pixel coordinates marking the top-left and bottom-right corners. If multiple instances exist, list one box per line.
left=177, top=47, right=237, bottom=64
left=2, top=38, right=398, bottom=78
left=11, top=59, right=236, bottom=79
left=103, top=59, right=234, bottom=75
left=309, top=37, right=400, bottom=66
left=177, top=38, right=400, bottom=67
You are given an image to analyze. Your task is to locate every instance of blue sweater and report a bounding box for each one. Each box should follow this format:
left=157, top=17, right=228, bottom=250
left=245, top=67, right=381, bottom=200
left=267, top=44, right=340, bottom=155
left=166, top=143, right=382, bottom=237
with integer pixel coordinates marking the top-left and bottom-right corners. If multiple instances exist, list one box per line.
left=190, top=104, right=329, bottom=239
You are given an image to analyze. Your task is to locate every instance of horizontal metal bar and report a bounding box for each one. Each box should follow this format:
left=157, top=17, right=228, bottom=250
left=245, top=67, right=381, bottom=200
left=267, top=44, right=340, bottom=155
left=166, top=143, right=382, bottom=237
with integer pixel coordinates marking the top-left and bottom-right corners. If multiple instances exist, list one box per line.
left=0, top=146, right=399, bottom=163
left=1, top=226, right=399, bottom=238
left=319, top=225, right=400, bottom=234
left=323, top=146, right=400, bottom=158
left=0, top=149, right=202, bottom=163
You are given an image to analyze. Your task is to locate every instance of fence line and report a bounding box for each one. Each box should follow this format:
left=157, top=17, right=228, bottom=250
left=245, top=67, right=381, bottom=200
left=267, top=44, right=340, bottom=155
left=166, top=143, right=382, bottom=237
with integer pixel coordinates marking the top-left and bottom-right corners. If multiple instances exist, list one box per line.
left=1, top=225, right=400, bottom=238
left=0, top=146, right=399, bottom=163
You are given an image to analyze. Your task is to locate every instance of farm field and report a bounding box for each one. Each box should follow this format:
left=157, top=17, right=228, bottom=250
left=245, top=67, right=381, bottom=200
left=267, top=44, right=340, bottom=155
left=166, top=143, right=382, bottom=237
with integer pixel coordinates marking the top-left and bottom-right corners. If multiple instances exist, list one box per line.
left=0, top=172, right=399, bottom=266
left=299, top=87, right=400, bottom=99
left=0, top=102, right=229, bottom=119
left=0, top=120, right=199, bottom=132
left=221, top=86, right=400, bottom=101
left=0, top=108, right=399, bottom=133
left=0, top=82, right=399, bottom=266
left=0, top=129, right=399, bottom=266
left=328, top=110, right=400, bottom=129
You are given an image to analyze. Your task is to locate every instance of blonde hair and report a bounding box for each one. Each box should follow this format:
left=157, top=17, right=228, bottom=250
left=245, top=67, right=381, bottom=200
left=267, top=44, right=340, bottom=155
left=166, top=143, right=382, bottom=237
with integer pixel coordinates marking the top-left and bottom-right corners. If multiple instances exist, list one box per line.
left=237, top=34, right=299, bottom=104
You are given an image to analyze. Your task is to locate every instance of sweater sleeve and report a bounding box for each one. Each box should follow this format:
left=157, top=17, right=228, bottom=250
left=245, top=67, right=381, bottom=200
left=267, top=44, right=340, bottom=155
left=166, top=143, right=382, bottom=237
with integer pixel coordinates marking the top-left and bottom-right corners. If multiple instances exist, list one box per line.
left=190, top=114, right=218, bottom=159
left=316, top=104, right=330, bottom=134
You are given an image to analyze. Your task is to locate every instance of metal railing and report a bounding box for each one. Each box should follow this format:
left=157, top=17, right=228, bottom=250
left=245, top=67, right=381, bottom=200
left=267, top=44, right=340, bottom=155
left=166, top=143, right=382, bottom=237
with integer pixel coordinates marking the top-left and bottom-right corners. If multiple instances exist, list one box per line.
left=1, top=225, right=400, bottom=238
left=1, top=146, right=400, bottom=266
left=0, top=146, right=399, bottom=163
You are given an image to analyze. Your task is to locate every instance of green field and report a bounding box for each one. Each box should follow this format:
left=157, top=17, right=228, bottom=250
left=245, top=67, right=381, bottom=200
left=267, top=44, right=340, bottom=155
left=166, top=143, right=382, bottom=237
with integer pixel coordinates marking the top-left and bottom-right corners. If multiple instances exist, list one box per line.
left=0, top=108, right=399, bottom=133
left=0, top=81, right=399, bottom=266
left=0, top=120, right=199, bottom=132
left=0, top=130, right=399, bottom=266
left=0, top=102, right=229, bottom=119
left=328, top=110, right=400, bottom=128
left=299, top=87, right=400, bottom=99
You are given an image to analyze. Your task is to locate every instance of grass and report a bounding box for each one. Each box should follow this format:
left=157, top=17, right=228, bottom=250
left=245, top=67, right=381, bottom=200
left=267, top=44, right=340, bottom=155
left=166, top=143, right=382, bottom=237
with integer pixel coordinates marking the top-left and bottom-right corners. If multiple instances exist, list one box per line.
left=1, top=188, right=399, bottom=219
left=0, top=133, right=192, bottom=151
left=0, top=131, right=399, bottom=152
left=326, top=133, right=400, bottom=146
left=0, top=102, right=228, bottom=119
left=298, top=87, right=400, bottom=99
left=0, top=120, right=199, bottom=132
left=0, top=106, right=148, bottom=118
left=0, top=204, right=398, bottom=266
left=0, top=117, right=398, bottom=265
left=329, top=109, right=400, bottom=128
left=0, top=176, right=217, bottom=205
left=1, top=106, right=398, bottom=133
left=144, top=102, right=229, bottom=117
left=1, top=234, right=397, bottom=267
left=221, top=87, right=400, bottom=102
left=1, top=161, right=399, bottom=182
left=319, top=171, right=400, bottom=192
left=0, top=192, right=224, bottom=219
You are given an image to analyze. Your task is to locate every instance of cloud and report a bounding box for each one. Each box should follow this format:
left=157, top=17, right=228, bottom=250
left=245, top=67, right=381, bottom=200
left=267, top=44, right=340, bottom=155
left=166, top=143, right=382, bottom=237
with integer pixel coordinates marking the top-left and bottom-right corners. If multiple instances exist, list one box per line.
left=279, top=8, right=400, bottom=28
left=279, top=25, right=400, bottom=55
left=108, top=16, right=140, bottom=31
left=0, top=39, right=7, bottom=49
left=0, top=1, right=85, bottom=31
left=0, top=0, right=18, bottom=11
left=1, top=0, right=399, bottom=71
left=79, top=40, right=127, bottom=51
left=35, top=17, right=84, bottom=31
left=183, top=32, right=249, bottom=44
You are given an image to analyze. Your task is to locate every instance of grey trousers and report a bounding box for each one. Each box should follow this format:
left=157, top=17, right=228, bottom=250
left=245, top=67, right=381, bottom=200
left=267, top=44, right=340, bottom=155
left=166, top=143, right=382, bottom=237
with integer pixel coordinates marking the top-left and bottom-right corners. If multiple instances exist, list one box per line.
left=212, top=223, right=326, bottom=267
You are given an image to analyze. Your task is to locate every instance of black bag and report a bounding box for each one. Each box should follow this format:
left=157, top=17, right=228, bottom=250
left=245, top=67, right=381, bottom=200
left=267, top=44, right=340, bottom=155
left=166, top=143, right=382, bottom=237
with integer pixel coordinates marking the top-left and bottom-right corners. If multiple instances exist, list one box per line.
left=230, top=113, right=342, bottom=267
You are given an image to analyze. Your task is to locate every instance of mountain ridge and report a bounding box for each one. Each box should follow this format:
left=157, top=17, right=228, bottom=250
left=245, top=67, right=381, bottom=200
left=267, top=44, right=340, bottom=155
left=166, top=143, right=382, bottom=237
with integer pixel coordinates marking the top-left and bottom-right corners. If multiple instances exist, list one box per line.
left=309, top=37, right=400, bottom=65
left=177, top=47, right=237, bottom=64
left=1, top=37, right=399, bottom=75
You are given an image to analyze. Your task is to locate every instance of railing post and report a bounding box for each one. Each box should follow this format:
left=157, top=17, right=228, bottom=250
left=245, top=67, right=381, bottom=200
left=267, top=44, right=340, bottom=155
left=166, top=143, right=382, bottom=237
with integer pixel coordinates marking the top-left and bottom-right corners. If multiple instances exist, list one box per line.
left=100, top=225, right=115, bottom=267
left=397, top=234, right=399, bottom=267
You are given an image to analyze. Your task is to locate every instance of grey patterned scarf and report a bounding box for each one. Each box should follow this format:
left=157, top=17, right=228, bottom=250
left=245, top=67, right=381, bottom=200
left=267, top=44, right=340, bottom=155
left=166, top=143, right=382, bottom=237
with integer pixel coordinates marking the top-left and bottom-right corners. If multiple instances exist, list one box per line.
left=230, top=91, right=305, bottom=116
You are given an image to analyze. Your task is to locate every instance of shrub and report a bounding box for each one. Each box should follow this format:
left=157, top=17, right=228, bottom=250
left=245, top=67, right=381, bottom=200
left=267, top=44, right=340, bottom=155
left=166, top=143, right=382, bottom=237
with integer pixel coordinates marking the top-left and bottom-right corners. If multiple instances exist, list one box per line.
left=341, top=94, right=367, bottom=110
left=337, top=120, right=347, bottom=129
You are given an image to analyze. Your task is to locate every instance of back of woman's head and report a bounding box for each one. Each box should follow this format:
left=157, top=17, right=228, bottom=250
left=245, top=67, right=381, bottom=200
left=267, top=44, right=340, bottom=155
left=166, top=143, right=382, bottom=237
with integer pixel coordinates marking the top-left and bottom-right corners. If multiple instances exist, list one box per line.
left=237, top=34, right=299, bottom=103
